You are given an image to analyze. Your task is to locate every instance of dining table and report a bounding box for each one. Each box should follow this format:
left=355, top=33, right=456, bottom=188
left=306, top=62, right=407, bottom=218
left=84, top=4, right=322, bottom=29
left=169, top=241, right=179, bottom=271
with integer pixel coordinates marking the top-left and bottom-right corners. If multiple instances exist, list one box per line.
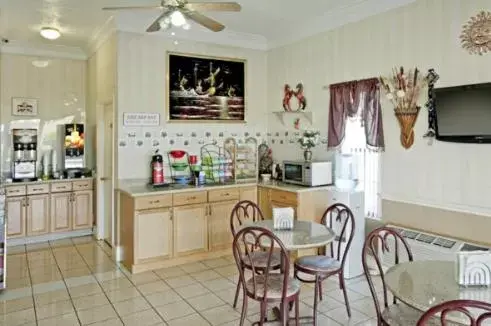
left=385, top=260, right=491, bottom=323
left=250, top=219, right=336, bottom=324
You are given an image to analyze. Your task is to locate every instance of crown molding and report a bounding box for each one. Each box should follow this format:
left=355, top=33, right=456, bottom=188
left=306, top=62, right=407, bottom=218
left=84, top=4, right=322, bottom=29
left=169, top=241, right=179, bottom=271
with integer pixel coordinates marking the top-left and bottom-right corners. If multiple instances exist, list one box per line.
left=0, top=40, right=87, bottom=60
left=114, top=13, right=268, bottom=51
left=266, top=0, right=417, bottom=49
left=87, top=16, right=117, bottom=57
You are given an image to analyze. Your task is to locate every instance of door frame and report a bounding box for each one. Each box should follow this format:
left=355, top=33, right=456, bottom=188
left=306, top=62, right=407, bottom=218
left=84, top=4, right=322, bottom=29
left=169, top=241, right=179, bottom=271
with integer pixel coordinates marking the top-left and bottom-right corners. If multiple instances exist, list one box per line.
left=95, top=100, right=115, bottom=245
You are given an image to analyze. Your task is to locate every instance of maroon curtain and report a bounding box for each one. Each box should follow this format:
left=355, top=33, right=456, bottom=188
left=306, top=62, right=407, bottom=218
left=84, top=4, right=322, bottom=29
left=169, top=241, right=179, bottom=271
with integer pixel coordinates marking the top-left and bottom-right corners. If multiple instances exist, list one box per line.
left=327, top=78, right=384, bottom=150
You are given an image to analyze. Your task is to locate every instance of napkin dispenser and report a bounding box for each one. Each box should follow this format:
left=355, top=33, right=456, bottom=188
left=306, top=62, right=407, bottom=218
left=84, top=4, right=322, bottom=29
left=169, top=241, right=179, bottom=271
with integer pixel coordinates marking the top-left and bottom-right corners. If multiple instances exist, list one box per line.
left=273, top=207, right=294, bottom=230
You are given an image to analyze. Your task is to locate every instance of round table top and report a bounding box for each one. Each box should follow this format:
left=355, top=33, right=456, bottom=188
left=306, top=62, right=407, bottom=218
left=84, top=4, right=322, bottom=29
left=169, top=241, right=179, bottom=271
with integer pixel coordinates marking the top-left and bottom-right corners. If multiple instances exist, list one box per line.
left=251, top=220, right=336, bottom=251
left=385, top=260, right=491, bottom=312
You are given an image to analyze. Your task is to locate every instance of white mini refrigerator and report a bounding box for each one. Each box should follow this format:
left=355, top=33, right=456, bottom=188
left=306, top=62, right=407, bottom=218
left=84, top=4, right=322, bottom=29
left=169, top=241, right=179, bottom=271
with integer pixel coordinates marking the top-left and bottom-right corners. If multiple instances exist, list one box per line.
left=326, top=189, right=365, bottom=279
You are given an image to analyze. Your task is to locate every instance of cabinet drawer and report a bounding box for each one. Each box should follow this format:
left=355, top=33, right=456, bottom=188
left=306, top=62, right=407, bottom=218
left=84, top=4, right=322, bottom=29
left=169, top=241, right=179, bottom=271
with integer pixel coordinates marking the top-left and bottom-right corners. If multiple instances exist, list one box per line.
left=50, top=182, right=73, bottom=193
left=27, top=184, right=50, bottom=195
left=135, top=194, right=172, bottom=210
left=270, top=190, right=297, bottom=205
left=73, top=179, right=93, bottom=191
left=208, top=188, right=240, bottom=203
left=173, top=191, right=207, bottom=206
left=5, top=185, right=26, bottom=197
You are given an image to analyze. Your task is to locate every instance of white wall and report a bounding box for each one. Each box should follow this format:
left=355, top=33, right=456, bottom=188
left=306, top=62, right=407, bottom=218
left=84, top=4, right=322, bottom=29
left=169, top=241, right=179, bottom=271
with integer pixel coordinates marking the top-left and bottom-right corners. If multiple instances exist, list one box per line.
left=267, top=0, right=491, bottom=216
left=116, top=32, right=268, bottom=180
left=0, top=54, right=87, bottom=175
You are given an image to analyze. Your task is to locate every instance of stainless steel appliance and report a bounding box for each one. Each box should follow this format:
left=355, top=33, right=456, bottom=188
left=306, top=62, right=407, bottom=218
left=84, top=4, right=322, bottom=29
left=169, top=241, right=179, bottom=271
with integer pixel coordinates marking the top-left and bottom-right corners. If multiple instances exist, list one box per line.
left=0, top=188, right=5, bottom=290
left=12, top=129, right=38, bottom=182
left=56, top=124, right=85, bottom=173
left=282, top=160, right=333, bottom=187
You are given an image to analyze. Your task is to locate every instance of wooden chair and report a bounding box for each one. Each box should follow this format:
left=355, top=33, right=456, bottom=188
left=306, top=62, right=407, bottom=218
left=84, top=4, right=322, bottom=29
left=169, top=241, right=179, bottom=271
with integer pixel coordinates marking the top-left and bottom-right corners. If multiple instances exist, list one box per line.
left=293, top=203, right=355, bottom=325
left=362, top=226, right=425, bottom=325
left=232, top=226, right=300, bottom=326
left=230, top=200, right=282, bottom=308
left=417, top=300, right=491, bottom=326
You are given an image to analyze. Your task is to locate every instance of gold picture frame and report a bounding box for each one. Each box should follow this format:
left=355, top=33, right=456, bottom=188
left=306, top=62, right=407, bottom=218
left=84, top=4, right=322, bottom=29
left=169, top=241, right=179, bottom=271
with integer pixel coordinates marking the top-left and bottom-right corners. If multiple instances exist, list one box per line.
left=166, top=51, right=247, bottom=123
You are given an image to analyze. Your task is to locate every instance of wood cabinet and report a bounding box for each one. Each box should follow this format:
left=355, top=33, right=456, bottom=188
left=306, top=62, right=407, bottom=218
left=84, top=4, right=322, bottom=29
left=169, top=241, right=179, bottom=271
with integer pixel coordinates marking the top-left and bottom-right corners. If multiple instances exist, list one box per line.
left=135, top=208, right=173, bottom=262
left=6, top=197, right=26, bottom=238
left=51, top=193, right=72, bottom=232
left=208, top=200, right=236, bottom=250
left=4, top=180, right=95, bottom=239
left=258, top=187, right=272, bottom=219
left=26, top=194, right=50, bottom=236
left=240, top=186, right=257, bottom=203
left=173, top=204, right=208, bottom=256
left=72, top=190, right=93, bottom=229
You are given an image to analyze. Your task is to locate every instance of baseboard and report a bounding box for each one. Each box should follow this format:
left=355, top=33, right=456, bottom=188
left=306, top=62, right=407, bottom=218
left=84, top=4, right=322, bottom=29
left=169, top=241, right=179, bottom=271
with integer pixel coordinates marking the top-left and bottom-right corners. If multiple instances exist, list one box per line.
left=8, top=229, right=93, bottom=247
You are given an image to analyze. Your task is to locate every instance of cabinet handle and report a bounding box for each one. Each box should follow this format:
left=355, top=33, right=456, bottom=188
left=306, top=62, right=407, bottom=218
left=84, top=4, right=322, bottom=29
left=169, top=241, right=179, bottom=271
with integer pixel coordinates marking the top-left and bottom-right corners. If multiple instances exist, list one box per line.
left=32, top=188, right=44, bottom=191
left=149, top=200, right=160, bottom=204
left=208, top=206, right=212, bottom=215
left=222, top=193, right=230, bottom=196
left=188, top=196, right=196, bottom=201
left=9, top=190, right=20, bottom=194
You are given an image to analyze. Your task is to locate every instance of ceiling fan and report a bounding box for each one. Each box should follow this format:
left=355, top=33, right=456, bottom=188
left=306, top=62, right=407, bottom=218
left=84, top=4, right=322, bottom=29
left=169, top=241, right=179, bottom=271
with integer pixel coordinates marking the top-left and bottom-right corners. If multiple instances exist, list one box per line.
left=102, top=0, right=241, bottom=33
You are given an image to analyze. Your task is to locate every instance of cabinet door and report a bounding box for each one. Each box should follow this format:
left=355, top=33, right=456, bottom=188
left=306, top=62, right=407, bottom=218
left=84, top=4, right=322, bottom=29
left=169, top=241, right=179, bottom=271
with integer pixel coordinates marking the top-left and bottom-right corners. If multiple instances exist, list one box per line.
left=173, top=204, right=208, bottom=256
left=135, top=208, right=173, bottom=262
left=6, top=197, right=26, bottom=238
left=72, top=190, right=93, bottom=230
left=209, top=200, right=236, bottom=251
left=240, top=187, right=257, bottom=204
left=50, top=193, right=72, bottom=232
left=27, top=194, right=50, bottom=236
left=258, top=187, right=272, bottom=219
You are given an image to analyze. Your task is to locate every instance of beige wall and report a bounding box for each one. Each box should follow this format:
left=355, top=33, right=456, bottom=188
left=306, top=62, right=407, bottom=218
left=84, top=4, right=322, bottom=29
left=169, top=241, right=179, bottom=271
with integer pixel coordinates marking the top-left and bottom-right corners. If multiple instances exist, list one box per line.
left=266, top=0, right=491, bottom=236
left=86, top=34, right=117, bottom=169
left=116, top=32, right=268, bottom=180
left=0, top=54, right=87, bottom=175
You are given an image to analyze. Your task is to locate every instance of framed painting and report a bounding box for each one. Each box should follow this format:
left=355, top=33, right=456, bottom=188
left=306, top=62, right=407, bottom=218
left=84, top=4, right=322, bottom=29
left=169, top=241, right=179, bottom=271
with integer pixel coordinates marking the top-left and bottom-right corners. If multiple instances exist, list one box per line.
left=166, top=52, right=246, bottom=123
left=12, top=97, right=38, bottom=116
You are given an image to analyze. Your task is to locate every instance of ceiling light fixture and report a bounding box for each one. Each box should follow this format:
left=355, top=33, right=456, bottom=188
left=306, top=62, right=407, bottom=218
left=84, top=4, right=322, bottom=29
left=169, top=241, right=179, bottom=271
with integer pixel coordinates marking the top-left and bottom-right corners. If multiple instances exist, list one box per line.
left=40, top=27, right=61, bottom=40
left=32, top=60, right=49, bottom=68
left=170, top=11, right=186, bottom=27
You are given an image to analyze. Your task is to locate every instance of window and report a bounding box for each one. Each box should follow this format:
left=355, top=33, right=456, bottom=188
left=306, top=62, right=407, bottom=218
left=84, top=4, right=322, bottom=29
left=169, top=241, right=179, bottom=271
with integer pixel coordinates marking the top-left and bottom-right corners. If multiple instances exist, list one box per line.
left=340, top=113, right=382, bottom=219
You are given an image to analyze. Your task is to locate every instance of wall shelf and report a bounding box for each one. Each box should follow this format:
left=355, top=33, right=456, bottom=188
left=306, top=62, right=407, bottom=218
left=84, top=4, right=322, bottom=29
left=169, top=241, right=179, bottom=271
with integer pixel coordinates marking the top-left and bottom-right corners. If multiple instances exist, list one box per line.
left=272, top=111, right=313, bottom=126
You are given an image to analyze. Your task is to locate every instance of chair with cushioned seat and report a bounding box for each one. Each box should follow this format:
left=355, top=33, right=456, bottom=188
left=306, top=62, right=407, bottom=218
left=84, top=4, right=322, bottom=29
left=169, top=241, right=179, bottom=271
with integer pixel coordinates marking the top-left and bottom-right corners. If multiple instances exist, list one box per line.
left=233, top=226, right=300, bottom=326
left=230, top=200, right=282, bottom=309
left=363, top=226, right=427, bottom=325
left=293, top=203, right=355, bottom=325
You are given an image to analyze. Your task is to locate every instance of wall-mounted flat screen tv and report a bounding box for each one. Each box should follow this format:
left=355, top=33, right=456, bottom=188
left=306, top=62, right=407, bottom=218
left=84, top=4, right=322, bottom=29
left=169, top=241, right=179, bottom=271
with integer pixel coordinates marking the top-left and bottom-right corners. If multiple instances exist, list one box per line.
left=435, top=83, right=491, bottom=143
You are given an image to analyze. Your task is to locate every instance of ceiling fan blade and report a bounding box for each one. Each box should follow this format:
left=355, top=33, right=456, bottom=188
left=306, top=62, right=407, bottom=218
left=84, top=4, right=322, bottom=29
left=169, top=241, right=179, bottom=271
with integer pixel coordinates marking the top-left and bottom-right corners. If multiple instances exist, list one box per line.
left=102, top=5, right=164, bottom=11
left=184, top=11, right=225, bottom=32
left=146, top=11, right=171, bottom=32
left=185, top=2, right=241, bottom=12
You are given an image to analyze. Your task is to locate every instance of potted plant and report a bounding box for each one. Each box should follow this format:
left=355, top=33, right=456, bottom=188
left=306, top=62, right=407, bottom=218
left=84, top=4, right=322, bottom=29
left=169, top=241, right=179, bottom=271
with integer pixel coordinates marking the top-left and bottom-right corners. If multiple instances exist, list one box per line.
left=298, top=130, right=320, bottom=161
left=380, top=67, right=428, bottom=149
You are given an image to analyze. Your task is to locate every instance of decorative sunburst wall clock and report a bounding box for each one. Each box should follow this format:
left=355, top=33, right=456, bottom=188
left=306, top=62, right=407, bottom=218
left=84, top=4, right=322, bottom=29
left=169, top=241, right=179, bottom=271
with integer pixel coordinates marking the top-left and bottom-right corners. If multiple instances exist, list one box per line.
left=460, top=11, right=491, bottom=55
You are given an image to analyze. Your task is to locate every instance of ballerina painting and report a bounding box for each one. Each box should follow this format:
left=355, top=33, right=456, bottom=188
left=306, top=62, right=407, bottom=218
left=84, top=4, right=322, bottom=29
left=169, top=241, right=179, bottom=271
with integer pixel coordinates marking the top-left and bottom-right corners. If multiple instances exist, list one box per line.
left=167, top=52, right=246, bottom=122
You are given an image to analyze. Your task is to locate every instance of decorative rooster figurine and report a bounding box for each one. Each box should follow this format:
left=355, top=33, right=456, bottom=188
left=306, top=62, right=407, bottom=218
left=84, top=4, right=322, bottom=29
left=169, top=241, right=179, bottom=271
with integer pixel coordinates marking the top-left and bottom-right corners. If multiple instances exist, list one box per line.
left=294, top=83, right=307, bottom=110
left=282, top=84, right=293, bottom=111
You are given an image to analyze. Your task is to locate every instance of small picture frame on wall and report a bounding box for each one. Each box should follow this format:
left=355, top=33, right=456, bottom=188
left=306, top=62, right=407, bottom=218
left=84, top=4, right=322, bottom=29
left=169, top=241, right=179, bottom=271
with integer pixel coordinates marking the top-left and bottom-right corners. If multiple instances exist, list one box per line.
left=12, top=97, right=38, bottom=116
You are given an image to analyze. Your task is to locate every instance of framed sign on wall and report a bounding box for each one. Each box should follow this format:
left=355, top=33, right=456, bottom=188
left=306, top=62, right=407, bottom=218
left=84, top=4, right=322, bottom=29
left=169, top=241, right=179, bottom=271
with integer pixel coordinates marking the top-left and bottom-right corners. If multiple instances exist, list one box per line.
left=123, top=113, right=160, bottom=127
left=12, top=97, right=38, bottom=116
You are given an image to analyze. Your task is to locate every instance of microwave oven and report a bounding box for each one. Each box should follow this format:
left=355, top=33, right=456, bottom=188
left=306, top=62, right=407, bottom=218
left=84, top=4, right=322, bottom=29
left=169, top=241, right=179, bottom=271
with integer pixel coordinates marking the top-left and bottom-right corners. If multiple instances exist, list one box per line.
left=282, top=161, right=333, bottom=187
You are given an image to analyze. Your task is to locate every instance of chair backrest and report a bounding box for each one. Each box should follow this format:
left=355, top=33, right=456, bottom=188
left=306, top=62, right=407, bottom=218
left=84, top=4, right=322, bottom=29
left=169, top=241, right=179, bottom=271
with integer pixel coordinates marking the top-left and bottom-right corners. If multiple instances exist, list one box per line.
left=232, top=226, right=290, bottom=301
left=321, top=203, right=355, bottom=267
left=362, top=226, right=414, bottom=323
left=230, top=200, right=265, bottom=236
left=417, top=300, right=491, bottom=326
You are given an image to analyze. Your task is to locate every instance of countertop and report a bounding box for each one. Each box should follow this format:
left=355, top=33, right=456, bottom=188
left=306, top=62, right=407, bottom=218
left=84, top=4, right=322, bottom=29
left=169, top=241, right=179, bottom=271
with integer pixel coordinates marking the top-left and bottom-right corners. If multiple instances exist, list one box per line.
left=117, top=179, right=334, bottom=197
left=1, top=177, right=94, bottom=187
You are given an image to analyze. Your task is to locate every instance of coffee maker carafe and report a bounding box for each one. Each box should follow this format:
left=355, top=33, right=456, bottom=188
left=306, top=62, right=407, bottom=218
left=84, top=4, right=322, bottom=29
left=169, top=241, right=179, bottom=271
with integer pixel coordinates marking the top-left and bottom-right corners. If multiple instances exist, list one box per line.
left=12, top=129, right=38, bottom=182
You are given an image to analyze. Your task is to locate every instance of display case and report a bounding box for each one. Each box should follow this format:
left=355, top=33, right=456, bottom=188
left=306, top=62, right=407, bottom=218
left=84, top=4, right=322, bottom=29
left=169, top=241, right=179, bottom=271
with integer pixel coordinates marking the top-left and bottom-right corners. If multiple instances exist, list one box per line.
left=234, top=137, right=258, bottom=182
left=200, top=143, right=234, bottom=184
left=0, top=187, right=5, bottom=290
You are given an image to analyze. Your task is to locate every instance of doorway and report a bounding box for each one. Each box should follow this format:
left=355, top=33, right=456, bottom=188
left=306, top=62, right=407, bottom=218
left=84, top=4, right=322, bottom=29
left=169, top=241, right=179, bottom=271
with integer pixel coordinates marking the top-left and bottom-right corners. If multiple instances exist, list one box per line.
left=96, top=101, right=114, bottom=247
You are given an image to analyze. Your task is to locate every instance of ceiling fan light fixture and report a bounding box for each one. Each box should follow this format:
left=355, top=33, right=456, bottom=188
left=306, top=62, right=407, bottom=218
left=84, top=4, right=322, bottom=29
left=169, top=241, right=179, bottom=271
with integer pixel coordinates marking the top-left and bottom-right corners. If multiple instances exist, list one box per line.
left=170, top=11, right=186, bottom=27
left=40, top=27, right=61, bottom=40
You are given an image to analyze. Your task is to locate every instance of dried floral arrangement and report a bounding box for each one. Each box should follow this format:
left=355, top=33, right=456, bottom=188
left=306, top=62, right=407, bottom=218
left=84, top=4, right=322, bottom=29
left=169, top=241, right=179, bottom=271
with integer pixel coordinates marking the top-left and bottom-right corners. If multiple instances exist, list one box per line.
left=379, top=67, right=429, bottom=113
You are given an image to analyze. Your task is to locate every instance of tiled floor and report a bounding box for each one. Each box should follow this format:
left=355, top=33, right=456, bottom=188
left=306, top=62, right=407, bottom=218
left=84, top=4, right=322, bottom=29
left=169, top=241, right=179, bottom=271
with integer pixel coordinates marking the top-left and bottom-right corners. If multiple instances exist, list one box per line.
left=0, top=236, right=379, bottom=325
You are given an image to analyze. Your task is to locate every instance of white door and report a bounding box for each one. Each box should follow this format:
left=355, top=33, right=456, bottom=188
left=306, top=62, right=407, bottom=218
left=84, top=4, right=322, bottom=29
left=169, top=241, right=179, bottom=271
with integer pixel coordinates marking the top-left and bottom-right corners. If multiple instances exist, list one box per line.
left=96, top=101, right=114, bottom=246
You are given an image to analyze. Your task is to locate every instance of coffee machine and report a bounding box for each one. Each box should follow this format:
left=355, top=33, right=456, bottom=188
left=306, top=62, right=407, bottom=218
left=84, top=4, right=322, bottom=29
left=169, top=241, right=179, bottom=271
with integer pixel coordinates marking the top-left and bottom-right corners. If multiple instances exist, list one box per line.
left=12, top=129, right=38, bottom=182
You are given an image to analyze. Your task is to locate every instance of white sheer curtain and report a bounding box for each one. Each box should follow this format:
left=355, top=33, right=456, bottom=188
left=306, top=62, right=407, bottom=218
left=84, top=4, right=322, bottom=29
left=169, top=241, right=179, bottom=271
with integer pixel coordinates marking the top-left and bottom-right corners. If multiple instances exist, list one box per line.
left=340, top=114, right=382, bottom=219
